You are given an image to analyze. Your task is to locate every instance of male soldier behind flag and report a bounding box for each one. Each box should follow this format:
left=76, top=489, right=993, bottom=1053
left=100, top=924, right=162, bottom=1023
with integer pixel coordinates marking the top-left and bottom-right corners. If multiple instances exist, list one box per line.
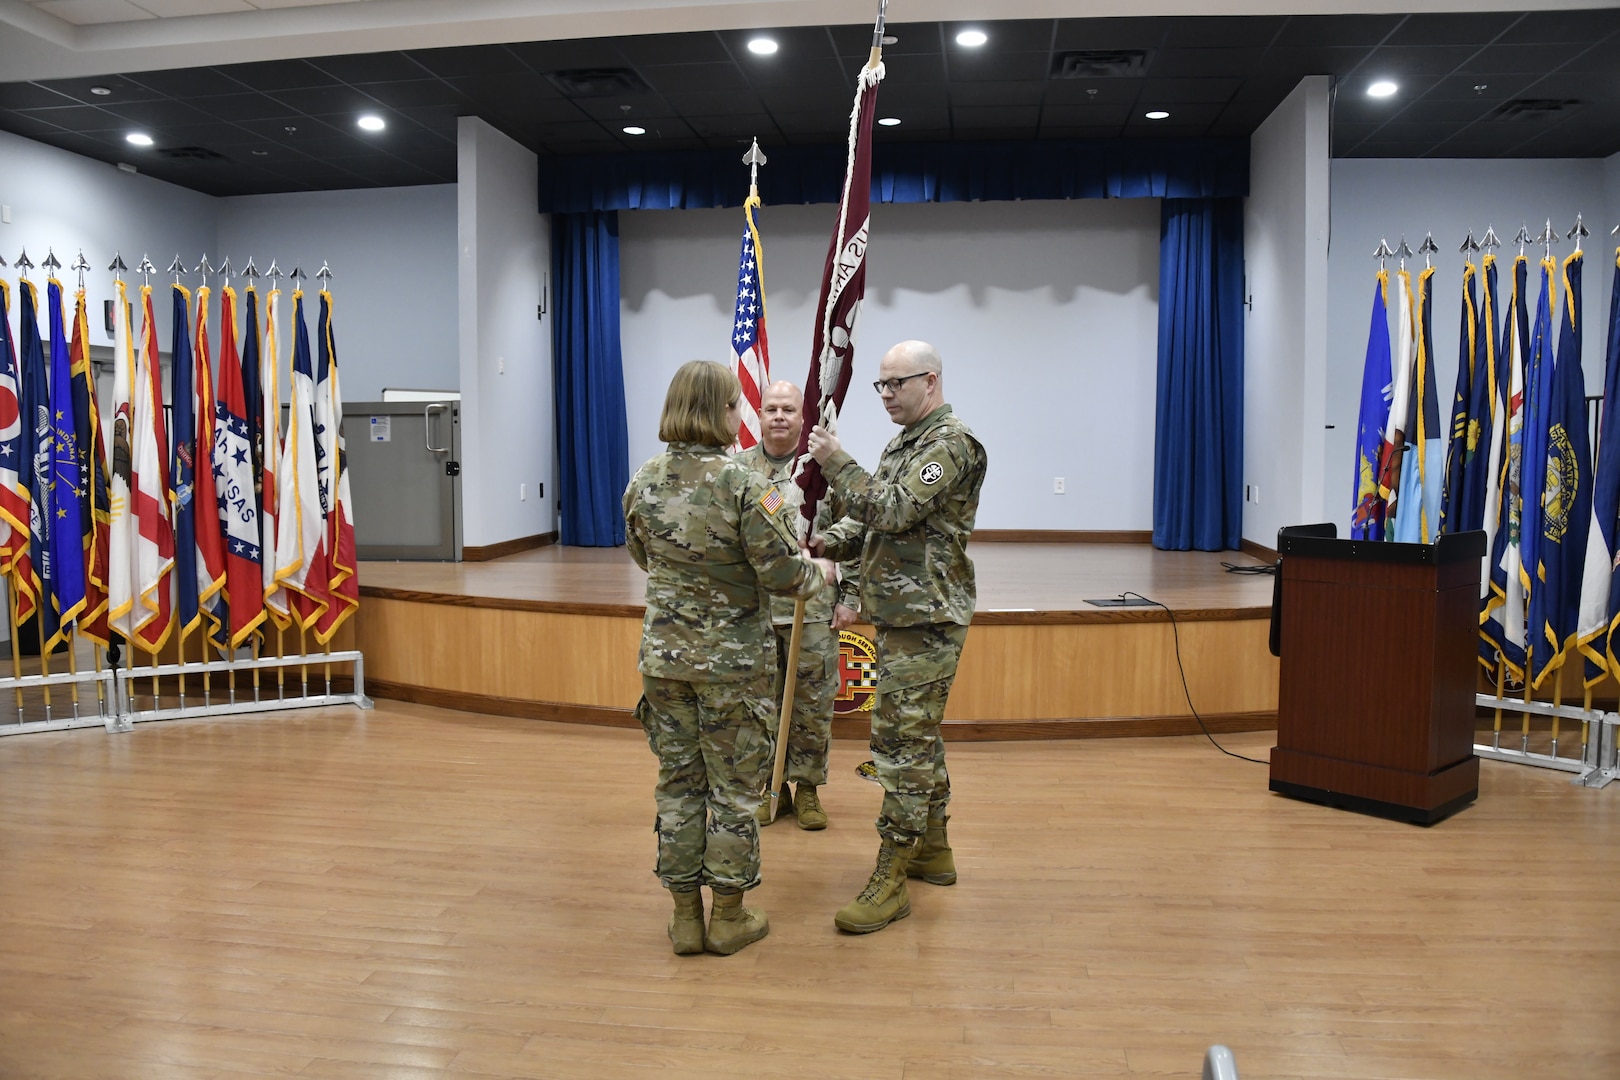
left=808, top=340, right=987, bottom=934
left=734, top=380, right=860, bottom=830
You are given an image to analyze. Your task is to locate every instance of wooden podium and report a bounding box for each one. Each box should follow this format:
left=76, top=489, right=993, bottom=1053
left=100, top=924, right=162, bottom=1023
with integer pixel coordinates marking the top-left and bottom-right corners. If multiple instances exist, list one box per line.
left=1268, top=524, right=1484, bottom=825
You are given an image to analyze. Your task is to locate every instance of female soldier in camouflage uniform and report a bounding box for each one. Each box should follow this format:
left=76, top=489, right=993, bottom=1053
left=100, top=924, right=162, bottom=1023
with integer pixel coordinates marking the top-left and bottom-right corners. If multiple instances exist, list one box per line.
left=624, top=361, right=836, bottom=956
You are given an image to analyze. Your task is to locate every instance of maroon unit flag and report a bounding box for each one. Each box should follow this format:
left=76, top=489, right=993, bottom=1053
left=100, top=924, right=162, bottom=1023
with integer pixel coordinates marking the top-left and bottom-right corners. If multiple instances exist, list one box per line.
left=793, top=61, right=884, bottom=533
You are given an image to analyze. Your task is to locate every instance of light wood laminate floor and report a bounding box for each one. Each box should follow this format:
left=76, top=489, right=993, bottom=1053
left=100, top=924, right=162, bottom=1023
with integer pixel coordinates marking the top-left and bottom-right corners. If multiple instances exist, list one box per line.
left=1, top=701, right=1615, bottom=1079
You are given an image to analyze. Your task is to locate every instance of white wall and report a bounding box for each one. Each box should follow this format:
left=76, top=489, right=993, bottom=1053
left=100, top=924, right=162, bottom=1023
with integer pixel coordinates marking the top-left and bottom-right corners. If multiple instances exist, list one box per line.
left=1243, top=76, right=1332, bottom=545
left=457, top=117, right=554, bottom=549
left=0, top=129, right=217, bottom=354
left=1325, top=157, right=1611, bottom=533
left=619, top=197, right=1162, bottom=531
left=217, top=186, right=457, bottom=402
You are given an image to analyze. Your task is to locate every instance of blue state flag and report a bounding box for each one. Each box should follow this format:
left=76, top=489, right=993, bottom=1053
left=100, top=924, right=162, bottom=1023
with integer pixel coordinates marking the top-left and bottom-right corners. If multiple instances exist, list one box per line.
left=1527, top=252, right=1590, bottom=687
left=17, top=281, right=54, bottom=645
left=1351, top=272, right=1392, bottom=539
left=1519, top=257, right=1557, bottom=602
left=1441, top=260, right=1479, bottom=532
left=1481, top=256, right=1530, bottom=677
left=1457, top=255, right=1498, bottom=534
left=45, top=279, right=85, bottom=646
left=170, top=284, right=201, bottom=635
left=1577, top=247, right=1620, bottom=683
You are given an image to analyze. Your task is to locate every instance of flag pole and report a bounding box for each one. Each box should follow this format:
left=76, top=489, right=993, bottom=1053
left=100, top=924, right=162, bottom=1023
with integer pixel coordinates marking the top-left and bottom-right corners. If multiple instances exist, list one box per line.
left=8, top=589, right=22, bottom=723
left=38, top=609, right=52, bottom=723
left=767, top=0, right=887, bottom=823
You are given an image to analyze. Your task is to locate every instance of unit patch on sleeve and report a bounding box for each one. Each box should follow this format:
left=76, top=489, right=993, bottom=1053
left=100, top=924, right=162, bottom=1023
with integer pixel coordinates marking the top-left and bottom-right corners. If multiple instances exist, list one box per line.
left=918, top=461, right=944, bottom=485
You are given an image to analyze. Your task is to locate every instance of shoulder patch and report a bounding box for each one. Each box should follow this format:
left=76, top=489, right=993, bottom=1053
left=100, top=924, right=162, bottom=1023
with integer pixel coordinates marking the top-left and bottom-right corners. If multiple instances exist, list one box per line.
left=759, top=486, right=785, bottom=515
left=918, top=461, right=945, bottom=486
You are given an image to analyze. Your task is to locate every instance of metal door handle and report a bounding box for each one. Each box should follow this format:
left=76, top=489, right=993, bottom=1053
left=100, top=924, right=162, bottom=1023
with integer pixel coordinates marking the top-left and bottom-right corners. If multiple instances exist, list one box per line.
left=425, top=403, right=448, bottom=453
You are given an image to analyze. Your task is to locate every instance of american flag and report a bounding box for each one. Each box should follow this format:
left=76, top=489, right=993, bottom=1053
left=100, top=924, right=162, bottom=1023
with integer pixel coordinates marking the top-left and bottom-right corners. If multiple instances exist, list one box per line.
left=729, top=195, right=770, bottom=450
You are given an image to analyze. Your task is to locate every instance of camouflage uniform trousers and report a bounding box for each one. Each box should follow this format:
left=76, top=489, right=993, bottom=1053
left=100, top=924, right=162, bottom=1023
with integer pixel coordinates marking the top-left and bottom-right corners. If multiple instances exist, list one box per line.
left=768, top=619, right=837, bottom=787
left=870, top=623, right=969, bottom=843
left=637, top=672, right=775, bottom=892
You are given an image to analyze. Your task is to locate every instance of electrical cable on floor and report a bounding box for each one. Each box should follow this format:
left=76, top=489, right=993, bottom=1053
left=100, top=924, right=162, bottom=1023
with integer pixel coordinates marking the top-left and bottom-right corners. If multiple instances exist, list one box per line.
left=1120, top=590, right=1270, bottom=765
left=1221, top=560, right=1278, bottom=575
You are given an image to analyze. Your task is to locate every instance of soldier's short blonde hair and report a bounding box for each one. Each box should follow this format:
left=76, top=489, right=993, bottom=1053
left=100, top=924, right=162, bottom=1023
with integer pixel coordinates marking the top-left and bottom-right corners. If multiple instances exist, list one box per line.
left=659, top=360, right=740, bottom=446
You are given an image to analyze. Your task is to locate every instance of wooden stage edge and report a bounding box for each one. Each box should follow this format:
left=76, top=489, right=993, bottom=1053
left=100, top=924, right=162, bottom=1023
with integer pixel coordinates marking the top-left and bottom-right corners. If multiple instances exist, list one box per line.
left=353, top=540, right=1283, bottom=741
left=367, top=678, right=1277, bottom=741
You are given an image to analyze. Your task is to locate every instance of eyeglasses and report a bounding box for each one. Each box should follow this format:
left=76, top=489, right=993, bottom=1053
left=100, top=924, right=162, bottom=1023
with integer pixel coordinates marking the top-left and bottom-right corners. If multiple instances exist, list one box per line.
left=872, top=371, right=931, bottom=394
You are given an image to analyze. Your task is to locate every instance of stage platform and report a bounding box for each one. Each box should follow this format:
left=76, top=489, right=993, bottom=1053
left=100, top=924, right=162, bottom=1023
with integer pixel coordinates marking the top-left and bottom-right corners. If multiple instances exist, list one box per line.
left=355, top=541, right=1281, bottom=740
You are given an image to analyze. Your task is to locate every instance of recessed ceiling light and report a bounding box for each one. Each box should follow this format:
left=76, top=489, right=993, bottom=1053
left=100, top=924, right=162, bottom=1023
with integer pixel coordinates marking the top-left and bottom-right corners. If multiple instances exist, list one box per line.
left=1145, top=110, right=1170, bottom=120
left=881, top=35, right=898, bottom=45
left=623, top=125, right=646, bottom=135
left=955, top=29, right=988, bottom=47
left=251, top=149, right=269, bottom=156
left=747, top=37, right=778, bottom=55
left=125, top=132, right=153, bottom=147
left=877, top=117, right=902, bottom=126
left=284, top=125, right=298, bottom=133
left=1368, top=80, right=1398, bottom=98
left=90, top=86, right=112, bottom=96
left=357, top=114, right=386, bottom=132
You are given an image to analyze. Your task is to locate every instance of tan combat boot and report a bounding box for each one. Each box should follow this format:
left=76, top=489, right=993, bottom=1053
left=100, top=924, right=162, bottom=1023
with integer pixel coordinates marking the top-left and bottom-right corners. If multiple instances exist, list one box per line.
left=668, top=888, right=705, bottom=955
left=907, top=813, right=957, bottom=885
left=794, top=783, right=828, bottom=830
left=756, top=785, right=793, bottom=826
left=705, top=888, right=769, bottom=955
left=833, top=837, right=917, bottom=934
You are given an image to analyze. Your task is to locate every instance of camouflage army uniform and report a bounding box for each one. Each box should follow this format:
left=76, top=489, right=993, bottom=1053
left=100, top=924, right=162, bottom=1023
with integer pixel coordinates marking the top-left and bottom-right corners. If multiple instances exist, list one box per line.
left=624, top=441, right=826, bottom=891
left=734, top=445, right=860, bottom=788
left=818, top=405, right=986, bottom=843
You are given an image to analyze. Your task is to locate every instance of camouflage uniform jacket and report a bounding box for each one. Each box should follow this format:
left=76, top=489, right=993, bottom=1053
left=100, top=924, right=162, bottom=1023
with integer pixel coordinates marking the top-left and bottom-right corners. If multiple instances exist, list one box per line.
left=624, top=440, right=825, bottom=682
left=733, top=444, right=861, bottom=627
left=818, top=405, right=986, bottom=628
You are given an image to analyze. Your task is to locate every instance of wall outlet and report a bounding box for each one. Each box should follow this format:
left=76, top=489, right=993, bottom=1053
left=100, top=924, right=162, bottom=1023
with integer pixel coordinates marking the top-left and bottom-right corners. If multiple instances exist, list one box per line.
left=520, top=483, right=526, bottom=501
left=1245, top=484, right=1259, bottom=504
left=1053, top=477, right=1065, bottom=495
left=498, top=357, right=505, bottom=375
left=537, top=482, right=544, bottom=499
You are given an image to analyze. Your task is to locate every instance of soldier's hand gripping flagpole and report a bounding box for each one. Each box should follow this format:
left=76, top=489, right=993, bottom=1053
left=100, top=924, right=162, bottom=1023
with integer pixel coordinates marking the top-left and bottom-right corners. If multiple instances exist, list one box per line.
left=766, top=0, right=887, bottom=824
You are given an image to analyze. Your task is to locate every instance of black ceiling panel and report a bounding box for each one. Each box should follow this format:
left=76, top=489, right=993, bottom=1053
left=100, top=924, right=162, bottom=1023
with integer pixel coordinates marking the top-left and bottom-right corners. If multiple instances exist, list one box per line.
left=1053, top=18, right=1168, bottom=52
left=636, top=62, right=751, bottom=95
left=1148, top=48, right=1266, bottom=79
left=2, top=9, right=1617, bottom=196
left=828, top=22, right=941, bottom=56
left=1162, top=16, right=1289, bottom=48
left=405, top=46, right=531, bottom=78
left=943, top=19, right=1054, bottom=53
left=223, top=60, right=342, bottom=93
left=1272, top=15, right=1401, bottom=48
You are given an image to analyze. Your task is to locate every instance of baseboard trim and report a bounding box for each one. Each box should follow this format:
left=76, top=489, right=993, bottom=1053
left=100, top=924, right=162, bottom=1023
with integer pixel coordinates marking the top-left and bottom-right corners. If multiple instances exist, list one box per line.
left=462, top=532, right=557, bottom=563
left=366, top=679, right=1276, bottom=742
left=1240, top=537, right=1279, bottom=564
left=972, top=530, right=1152, bottom=544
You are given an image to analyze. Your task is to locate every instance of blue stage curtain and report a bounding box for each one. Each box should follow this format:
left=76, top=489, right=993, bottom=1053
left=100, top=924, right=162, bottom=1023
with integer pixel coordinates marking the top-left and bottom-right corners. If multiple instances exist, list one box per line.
left=1153, top=197, right=1245, bottom=552
left=552, top=211, right=630, bottom=547
left=538, top=138, right=1248, bottom=213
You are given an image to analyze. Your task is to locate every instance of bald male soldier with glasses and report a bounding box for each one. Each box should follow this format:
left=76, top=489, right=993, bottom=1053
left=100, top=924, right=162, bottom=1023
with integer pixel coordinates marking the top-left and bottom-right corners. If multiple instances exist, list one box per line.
left=807, top=339, right=987, bottom=935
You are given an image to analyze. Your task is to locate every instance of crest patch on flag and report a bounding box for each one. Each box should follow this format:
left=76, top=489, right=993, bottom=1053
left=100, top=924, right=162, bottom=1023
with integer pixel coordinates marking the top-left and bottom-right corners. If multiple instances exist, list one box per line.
left=759, top=485, right=784, bottom=515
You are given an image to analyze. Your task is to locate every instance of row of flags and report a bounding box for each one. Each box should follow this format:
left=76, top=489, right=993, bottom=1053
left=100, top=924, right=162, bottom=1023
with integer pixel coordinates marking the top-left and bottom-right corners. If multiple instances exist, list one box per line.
left=0, top=269, right=358, bottom=662
left=1351, top=241, right=1620, bottom=690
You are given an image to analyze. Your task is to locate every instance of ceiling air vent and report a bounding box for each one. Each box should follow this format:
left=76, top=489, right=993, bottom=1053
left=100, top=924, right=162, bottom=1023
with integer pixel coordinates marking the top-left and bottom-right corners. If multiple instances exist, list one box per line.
left=1051, top=50, right=1149, bottom=79
left=159, top=146, right=228, bottom=161
left=545, top=68, right=653, bottom=98
left=1491, top=98, right=1580, bottom=120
